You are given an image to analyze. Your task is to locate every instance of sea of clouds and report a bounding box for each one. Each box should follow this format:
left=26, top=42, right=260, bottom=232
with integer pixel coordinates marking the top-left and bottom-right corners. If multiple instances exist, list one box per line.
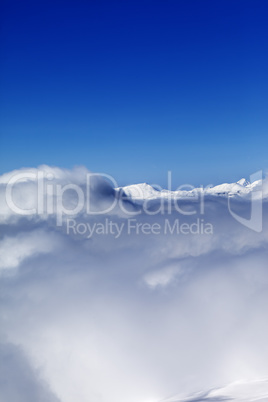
left=0, top=165, right=268, bottom=402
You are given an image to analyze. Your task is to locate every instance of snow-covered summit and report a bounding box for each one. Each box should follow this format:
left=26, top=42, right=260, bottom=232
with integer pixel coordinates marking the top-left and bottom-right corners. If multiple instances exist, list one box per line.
left=116, top=178, right=262, bottom=200
left=237, top=178, right=250, bottom=187
left=118, top=182, right=160, bottom=199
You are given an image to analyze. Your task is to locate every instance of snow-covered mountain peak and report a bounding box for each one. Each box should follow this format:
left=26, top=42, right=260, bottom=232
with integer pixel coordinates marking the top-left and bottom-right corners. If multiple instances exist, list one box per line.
left=119, top=182, right=159, bottom=199
left=116, top=177, right=264, bottom=201
left=237, top=178, right=250, bottom=187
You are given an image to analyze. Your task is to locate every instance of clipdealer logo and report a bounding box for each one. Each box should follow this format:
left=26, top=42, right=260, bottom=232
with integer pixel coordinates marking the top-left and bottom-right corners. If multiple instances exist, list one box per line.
left=227, top=170, right=263, bottom=232
left=4, top=170, right=263, bottom=233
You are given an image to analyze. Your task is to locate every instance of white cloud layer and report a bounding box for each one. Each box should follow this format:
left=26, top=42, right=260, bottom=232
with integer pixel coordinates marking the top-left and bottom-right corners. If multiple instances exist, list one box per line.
left=0, top=166, right=268, bottom=402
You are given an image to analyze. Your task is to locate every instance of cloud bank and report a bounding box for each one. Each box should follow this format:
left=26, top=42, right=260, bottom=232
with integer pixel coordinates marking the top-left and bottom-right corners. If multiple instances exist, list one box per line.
left=0, top=166, right=268, bottom=402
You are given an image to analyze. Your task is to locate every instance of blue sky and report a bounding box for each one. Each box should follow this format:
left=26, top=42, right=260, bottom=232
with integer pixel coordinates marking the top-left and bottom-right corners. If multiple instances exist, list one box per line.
left=0, top=0, right=267, bottom=187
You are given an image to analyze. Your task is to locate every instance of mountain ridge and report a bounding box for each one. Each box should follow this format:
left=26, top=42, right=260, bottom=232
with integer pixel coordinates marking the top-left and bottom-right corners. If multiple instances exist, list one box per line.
left=116, top=178, right=262, bottom=200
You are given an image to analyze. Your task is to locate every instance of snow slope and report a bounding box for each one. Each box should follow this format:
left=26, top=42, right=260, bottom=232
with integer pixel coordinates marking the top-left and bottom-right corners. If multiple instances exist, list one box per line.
left=116, top=178, right=262, bottom=200
left=163, top=378, right=268, bottom=402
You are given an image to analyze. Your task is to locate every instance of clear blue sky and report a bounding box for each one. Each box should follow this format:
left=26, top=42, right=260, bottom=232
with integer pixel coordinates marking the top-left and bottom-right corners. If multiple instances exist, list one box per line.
left=0, top=0, right=267, bottom=187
